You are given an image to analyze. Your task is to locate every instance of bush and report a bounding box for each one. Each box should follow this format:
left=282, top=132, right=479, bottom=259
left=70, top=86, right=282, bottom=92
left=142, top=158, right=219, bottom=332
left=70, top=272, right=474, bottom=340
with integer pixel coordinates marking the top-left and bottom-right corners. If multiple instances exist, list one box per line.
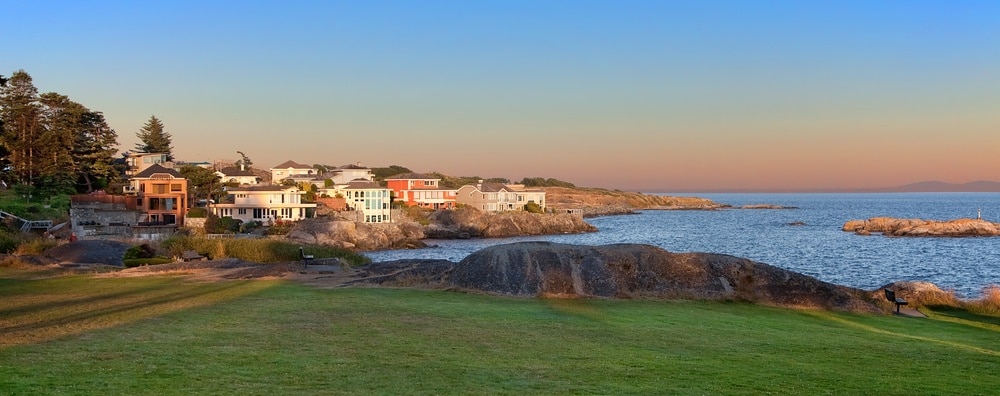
left=159, top=235, right=370, bottom=265
left=205, top=214, right=242, bottom=234
left=14, top=238, right=59, bottom=255
left=123, top=244, right=156, bottom=260
left=123, top=257, right=173, bottom=268
left=524, top=201, right=543, bottom=214
left=187, top=207, right=208, bottom=218
left=0, top=231, right=22, bottom=254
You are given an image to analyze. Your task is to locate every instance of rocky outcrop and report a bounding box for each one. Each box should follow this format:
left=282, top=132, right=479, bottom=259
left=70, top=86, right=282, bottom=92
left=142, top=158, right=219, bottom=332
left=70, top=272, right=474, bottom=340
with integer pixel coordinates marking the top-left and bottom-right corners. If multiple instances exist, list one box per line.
left=346, top=242, right=882, bottom=313
left=843, top=217, right=1000, bottom=237
left=425, top=207, right=597, bottom=239
left=287, top=218, right=426, bottom=250
left=543, top=187, right=726, bottom=216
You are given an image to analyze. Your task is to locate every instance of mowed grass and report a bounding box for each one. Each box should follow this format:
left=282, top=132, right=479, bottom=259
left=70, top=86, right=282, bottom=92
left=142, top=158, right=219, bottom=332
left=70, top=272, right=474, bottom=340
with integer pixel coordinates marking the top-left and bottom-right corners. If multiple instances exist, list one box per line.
left=2, top=270, right=999, bottom=395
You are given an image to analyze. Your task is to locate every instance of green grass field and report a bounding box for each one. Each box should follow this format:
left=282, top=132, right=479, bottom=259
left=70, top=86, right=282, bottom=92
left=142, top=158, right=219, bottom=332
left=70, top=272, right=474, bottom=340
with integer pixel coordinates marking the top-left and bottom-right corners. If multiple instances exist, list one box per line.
left=2, top=268, right=999, bottom=395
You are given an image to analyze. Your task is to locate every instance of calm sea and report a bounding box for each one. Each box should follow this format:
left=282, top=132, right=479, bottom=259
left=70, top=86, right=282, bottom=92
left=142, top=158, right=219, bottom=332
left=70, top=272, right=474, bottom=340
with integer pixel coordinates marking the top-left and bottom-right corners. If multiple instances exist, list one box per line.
left=365, top=193, right=1000, bottom=298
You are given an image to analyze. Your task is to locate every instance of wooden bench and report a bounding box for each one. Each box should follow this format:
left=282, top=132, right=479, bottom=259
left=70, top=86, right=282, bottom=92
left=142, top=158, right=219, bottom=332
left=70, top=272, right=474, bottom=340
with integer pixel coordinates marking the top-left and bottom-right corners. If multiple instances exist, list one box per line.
left=884, top=289, right=909, bottom=314
left=181, top=250, right=207, bottom=262
left=299, top=247, right=314, bottom=264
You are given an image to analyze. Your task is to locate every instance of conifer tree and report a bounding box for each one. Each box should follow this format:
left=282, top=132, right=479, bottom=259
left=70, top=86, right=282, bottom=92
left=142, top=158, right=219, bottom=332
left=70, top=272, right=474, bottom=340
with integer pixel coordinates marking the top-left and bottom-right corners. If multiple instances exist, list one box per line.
left=134, top=115, right=173, bottom=160
left=0, top=70, right=41, bottom=185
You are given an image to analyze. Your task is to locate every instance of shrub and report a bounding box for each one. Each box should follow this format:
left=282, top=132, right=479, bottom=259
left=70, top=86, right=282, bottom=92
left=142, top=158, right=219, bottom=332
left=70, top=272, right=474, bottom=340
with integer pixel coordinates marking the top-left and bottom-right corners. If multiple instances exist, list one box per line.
left=524, top=201, right=543, bottom=214
left=14, top=238, right=59, bottom=255
left=157, top=235, right=370, bottom=266
left=0, top=231, right=24, bottom=254
left=123, top=244, right=157, bottom=260
left=123, top=257, right=173, bottom=268
left=187, top=207, right=208, bottom=218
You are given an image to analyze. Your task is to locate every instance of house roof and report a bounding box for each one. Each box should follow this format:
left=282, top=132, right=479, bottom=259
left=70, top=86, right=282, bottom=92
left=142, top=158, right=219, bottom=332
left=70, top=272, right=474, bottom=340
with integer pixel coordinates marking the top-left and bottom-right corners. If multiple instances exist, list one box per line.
left=217, top=166, right=256, bottom=177
left=226, top=185, right=297, bottom=192
left=477, top=182, right=511, bottom=192
left=133, top=164, right=182, bottom=179
left=385, top=172, right=437, bottom=180
left=344, top=179, right=383, bottom=189
left=271, top=160, right=312, bottom=170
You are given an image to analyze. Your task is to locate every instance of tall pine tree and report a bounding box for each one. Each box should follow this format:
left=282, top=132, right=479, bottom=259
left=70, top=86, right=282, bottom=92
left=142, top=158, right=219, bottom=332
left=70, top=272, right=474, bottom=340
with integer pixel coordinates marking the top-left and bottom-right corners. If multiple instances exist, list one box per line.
left=134, top=115, right=173, bottom=160
left=0, top=70, right=42, bottom=185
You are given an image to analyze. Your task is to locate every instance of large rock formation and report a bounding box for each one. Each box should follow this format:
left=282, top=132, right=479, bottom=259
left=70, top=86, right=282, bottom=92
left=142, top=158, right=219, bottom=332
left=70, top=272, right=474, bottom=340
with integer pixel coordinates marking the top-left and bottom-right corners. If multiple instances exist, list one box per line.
left=843, top=217, right=1000, bottom=237
left=425, top=207, right=597, bottom=238
left=542, top=187, right=726, bottom=216
left=346, top=242, right=882, bottom=313
left=287, top=218, right=426, bottom=250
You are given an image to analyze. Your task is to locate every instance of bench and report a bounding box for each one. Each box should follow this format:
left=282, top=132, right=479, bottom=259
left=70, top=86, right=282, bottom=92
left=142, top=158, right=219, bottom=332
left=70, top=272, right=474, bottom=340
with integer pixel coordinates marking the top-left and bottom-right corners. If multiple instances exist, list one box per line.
left=299, top=247, right=314, bottom=264
left=884, top=289, right=909, bottom=314
left=181, top=250, right=207, bottom=262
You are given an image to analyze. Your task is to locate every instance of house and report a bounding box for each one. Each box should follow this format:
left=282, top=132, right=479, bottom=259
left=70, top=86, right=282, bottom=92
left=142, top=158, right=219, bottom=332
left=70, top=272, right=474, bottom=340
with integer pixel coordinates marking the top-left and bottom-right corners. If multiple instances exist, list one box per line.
left=329, top=162, right=375, bottom=185
left=455, top=181, right=546, bottom=213
left=216, top=163, right=260, bottom=186
left=124, top=152, right=171, bottom=178
left=341, top=179, right=393, bottom=223
left=385, top=172, right=457, bottom=209
left=210, top=185, right=316, bottom=223
left=269, top=160, right=316, bottom=185
left=126, top=164, right=188, bottom=226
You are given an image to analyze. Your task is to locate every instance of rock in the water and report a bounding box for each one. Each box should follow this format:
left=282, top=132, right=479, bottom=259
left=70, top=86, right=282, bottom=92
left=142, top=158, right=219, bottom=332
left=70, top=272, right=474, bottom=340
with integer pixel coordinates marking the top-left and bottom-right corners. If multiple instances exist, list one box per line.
left=844, top=217, right=1000, bottom=237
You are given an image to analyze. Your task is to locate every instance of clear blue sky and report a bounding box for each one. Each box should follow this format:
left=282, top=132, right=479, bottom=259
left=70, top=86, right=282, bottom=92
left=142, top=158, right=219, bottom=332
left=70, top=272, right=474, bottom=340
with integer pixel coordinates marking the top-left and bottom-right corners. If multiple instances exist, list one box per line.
left=3, top=1, right=998, bottom=191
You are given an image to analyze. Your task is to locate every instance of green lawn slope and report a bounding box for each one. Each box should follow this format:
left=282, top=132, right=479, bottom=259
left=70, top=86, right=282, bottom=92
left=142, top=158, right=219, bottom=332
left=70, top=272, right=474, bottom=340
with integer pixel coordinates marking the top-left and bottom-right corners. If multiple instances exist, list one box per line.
left=1, top=270, right=998, bottom=395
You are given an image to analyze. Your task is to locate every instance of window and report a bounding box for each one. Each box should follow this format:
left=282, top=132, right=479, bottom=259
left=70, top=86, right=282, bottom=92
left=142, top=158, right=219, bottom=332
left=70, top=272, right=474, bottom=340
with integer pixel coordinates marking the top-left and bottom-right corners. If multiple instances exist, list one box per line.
left=238, top=208, right=246, bottom=215
left=171, top=183, right=182, bottom=192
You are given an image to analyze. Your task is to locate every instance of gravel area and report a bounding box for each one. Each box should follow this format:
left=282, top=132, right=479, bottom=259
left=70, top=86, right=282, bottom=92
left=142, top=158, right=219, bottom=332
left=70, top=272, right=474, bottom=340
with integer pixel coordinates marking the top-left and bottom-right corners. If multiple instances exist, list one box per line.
left=44, top=240, right=133, bottom=266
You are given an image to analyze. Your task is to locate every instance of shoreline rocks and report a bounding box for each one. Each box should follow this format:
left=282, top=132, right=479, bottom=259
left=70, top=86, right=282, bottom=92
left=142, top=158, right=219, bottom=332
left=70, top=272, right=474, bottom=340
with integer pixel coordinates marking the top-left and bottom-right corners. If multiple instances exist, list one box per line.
left=843, top=217, right=1000, bottom=237
left=347, top=242, right=884, bottom=314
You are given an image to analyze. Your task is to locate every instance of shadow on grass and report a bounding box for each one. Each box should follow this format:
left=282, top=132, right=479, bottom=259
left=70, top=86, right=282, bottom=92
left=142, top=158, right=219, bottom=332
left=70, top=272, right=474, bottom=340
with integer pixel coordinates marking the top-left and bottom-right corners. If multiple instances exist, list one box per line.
left=923, top=305, right=1000, bottom=332
left=0, top=277, right=276, bottom=348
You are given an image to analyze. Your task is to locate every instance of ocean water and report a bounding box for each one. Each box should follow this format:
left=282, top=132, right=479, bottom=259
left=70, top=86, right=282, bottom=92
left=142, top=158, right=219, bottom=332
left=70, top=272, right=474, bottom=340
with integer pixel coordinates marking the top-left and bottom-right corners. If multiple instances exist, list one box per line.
left=364, top=193, right=1000, bottom=298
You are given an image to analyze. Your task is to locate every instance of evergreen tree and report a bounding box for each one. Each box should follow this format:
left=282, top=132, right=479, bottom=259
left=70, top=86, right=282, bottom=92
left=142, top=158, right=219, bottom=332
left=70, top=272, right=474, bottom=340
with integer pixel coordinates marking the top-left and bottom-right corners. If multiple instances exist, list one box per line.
left=0, top=70, right=42, bottom=185
left=134, top=115, right=173, bottom=160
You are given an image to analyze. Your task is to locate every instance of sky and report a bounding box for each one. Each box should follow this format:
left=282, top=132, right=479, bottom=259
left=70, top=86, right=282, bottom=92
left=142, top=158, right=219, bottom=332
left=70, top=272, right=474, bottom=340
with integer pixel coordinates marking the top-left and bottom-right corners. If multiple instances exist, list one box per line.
left=2, top=1, right=998, bottom=192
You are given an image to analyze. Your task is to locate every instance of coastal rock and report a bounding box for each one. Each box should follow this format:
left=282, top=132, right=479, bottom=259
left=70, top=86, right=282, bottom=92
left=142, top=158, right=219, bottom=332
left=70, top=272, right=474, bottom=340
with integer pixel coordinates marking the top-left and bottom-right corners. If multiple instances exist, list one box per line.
left=426, top=207, right=597, bottom=238
left=349, top=242, right=882, bottom=313
left=542, top=187, right=725, bottom=216
left=843, top=217, right=1000, bottom=237
left=287, top=218, right=426, bottom=251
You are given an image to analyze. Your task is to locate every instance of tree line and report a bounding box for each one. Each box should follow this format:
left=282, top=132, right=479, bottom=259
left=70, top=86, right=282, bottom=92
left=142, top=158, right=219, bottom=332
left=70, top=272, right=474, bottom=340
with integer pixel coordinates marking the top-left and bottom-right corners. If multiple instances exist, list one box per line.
left=0, top=69, right=174, bottom=197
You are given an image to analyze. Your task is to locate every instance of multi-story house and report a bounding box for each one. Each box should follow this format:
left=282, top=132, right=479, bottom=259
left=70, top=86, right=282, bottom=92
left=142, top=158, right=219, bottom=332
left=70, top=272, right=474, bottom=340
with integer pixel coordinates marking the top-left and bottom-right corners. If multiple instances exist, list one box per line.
left=385, top=172, right=456, bottom=209
left=455, top=181, right=546, bottom=213
left=124, top=152, right=172, bottom=178
left=216, top=163, right=260, bottom=186
left=210, top=185, right=316, bottom=223
left=329, top=162, right=375, bottom=185
left=126, top=164, right=188, bottom=225
left=341, top=180, right=393, bottom=223
left=269, top=160, right=316, bottom=185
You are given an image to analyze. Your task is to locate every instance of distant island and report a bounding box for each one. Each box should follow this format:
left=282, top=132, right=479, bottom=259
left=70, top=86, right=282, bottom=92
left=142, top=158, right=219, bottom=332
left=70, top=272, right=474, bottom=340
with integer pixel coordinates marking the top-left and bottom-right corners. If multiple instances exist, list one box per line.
left=661, top=180, right=1000, bottom=193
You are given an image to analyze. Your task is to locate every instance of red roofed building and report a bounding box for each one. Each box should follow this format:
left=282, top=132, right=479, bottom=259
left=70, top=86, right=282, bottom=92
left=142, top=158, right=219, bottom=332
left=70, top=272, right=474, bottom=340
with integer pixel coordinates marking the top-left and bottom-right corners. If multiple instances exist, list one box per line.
left=385, top=173, right=456, bottom=209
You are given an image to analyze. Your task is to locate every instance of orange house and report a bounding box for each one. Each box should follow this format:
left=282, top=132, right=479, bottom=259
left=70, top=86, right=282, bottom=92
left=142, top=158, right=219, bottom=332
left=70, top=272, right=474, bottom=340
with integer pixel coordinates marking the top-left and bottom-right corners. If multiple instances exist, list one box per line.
left=128, top=164, right=188, bottom=226
left=385, top=172, right=456, bottom=209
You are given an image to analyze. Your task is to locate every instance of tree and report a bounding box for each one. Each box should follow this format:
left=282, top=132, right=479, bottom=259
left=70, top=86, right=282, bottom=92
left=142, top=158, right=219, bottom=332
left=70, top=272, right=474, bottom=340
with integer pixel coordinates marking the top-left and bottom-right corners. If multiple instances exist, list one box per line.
left=0, top=70, right=41, bottom=185
left=234, top=151, right=253, bottom=170
left=179, top=165, right=222, bottom=204
left=135, top=115, right=173, bottom=160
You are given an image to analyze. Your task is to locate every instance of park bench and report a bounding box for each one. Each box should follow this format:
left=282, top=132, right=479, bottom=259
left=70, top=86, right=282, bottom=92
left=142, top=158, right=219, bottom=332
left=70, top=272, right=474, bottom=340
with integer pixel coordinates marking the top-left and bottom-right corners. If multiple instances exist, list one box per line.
left=299, top=247, right=314, bottom=264
left=884, top=289, right=909, bottom=314
left=181, top=250, right=207, bottom=262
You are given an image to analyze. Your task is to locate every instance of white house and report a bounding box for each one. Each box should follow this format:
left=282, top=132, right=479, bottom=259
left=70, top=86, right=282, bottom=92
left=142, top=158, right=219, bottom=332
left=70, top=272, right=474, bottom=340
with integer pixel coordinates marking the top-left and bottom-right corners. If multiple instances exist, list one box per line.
left=124, top=152, right=171, bottom=178
left=269, top=160, right=315, bottom=185
left=329, top=162, right=375, bottom=185
left=216, top=164, right=260, bottom=186
left=210, top=185, right=316, bottom=223
left=341, top=180, right=393, bottom=223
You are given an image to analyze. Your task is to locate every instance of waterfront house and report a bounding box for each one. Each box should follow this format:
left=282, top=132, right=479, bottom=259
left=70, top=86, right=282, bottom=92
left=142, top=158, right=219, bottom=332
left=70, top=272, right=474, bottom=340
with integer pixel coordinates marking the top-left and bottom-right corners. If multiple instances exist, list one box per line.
left=126, top=164, right=189, bottom=226
left=216, top=163, right=260, bottom=186
left=341, top=179, right=393, bottom=223
left=385, top=172, right=457, bottom=209
left=210, top=185, right=316, bottom=223
left=269, top=160, right=316, bottom=185
left=456, top=181, right=546, bottom=213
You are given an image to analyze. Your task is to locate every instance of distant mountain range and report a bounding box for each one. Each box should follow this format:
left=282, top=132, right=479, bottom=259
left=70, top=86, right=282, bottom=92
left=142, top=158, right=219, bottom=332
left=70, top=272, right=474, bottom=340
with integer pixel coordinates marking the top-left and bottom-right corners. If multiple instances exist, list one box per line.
left=862, top=180, right=1000, bottom=193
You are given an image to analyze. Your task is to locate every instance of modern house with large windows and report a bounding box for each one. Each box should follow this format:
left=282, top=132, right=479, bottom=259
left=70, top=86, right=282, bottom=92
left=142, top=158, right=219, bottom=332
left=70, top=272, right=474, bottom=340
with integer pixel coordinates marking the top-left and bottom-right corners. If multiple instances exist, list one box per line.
left=125, top=163, right=189, bottom=226
left=341, top=180, right=393, bottom=223
left=209, top=185, right=316, bottom=223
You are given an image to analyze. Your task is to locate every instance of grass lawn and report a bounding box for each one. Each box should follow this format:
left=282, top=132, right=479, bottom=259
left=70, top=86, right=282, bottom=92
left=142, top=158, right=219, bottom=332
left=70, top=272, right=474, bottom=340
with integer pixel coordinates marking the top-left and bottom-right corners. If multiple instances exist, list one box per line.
left=1, top=268, right=999, bottom=395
